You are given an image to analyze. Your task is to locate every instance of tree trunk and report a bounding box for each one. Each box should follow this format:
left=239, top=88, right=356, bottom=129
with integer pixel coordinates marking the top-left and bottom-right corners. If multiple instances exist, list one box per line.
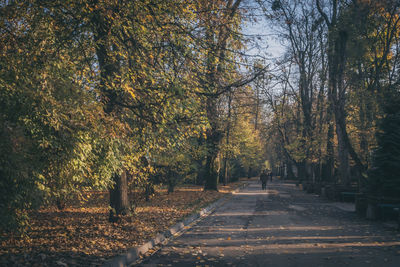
left=287, top=160, right=296, bottom=179
left=167, top=172, right=175, bottom=194
left=222, top=91, right=233, bottom=186
left=326, top=22, right=350, bottom=185
left=247, top=167, right=252, bottom=179
left=204, top=153, right=218, bottom=190
left=202, top=0, right=242, bottom=191
left=109, top=171, right=130, bottom=222
left=204, top=94, right=221, bottom=191
left=317, top=0, right=355, bottom=186
left=92, top=10, right=130, bottom=222
left=196, top=159, right=204, bottom=185
left=222, top=158, right=228, bottom=186
left=145, top=182, right=155, bottom=201
left=335, top=118, right=350, bottom=185
left=334, top=28, right=351, bottom=186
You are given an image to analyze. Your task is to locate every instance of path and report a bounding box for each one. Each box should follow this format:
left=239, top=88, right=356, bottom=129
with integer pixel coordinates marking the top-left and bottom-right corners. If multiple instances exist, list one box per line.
left=136, top=179, right=400, bottom=266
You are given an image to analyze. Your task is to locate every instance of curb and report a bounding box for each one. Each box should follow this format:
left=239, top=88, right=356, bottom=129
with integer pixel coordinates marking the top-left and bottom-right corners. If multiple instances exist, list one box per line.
left=102, top=182, right=248, bottom=267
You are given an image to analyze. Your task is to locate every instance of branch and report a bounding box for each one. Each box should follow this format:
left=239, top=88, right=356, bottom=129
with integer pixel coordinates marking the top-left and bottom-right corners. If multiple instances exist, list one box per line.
left=315, top=0, right=331, bottom=27
left=197, top=66, right=268, bottom=97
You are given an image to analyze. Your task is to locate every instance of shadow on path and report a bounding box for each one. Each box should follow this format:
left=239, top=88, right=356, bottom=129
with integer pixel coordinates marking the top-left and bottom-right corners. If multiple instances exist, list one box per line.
left=136, top=180, right=400, bottom=267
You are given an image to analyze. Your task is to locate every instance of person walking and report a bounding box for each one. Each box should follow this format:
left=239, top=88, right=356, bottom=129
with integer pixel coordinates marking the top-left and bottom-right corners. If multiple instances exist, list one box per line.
left=260, top=170, right=268, bottom=190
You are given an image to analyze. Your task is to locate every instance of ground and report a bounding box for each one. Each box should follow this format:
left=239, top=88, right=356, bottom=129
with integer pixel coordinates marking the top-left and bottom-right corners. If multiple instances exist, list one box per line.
left=0, top=181, right=244, bottom=266
left=137, top=179, right=400, bottom=267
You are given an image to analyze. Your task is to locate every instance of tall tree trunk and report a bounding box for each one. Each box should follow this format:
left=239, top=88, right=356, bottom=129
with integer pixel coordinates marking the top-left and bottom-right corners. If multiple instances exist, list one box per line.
left=335, top=28, right=351, bottom=186
left=204, top=97, right=221, bottom=191
left=222, top=158, right=229, bottom=186
left=359, top=95, right=369, bottom=166
left=315, top=77, right=325, bottom=183
left=325, top=118, right=335, bottom=182
left=202, top=0, right=241, bottom=191
left=222, top=92, right=233, bottom=186
left=317, top=0, right=351, bottom=185
left=92, top=9, right=130, bottom=222
left=335, top=112, right=351, bottom=185
left=317, top=0, right=370, bottom=187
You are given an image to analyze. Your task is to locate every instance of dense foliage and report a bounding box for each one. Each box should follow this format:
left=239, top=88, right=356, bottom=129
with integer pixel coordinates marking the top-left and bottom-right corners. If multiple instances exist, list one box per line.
left=0, top=0, right=265, bottom=233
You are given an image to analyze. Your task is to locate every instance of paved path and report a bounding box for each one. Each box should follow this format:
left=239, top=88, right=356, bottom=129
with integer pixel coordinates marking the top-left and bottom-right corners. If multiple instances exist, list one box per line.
left=136, top=180, right=400, bottom=266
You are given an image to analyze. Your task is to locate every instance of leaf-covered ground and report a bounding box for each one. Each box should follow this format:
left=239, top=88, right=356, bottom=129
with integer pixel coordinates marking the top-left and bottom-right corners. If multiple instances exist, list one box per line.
left=0, top=181, right=246, bottom=266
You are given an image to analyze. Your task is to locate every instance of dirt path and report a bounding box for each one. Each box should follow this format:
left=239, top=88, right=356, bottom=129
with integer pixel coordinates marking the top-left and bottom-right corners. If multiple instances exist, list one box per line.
left=136, top=179, right=400, bottom=266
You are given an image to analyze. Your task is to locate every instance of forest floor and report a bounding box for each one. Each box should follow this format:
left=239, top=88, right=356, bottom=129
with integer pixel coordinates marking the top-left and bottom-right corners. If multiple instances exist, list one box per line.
left=0, top=180, right=247, bottom=266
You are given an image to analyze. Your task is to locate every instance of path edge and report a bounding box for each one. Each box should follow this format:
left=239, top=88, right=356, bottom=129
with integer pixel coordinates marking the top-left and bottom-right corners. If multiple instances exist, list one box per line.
left=101, top=182, right=248, bottom=267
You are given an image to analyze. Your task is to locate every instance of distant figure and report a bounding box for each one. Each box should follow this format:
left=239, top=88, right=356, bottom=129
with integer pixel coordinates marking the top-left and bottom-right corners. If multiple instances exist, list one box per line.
left=260, top=170, right=268, bottom=190
left=269, top=170, right=273, bottom=182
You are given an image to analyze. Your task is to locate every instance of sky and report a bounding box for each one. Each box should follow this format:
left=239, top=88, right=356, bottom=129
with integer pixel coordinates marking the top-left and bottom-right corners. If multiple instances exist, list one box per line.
left=241, top=1, right=286, bottom=61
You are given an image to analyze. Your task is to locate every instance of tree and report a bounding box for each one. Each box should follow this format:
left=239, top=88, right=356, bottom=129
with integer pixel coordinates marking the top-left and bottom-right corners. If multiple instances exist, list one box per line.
left=0, top=0, right=116, bottom=230
left=369, top=90, right=400, bottom=197
left=260, top=0, right=400, bottom=190
left=195, top=0, right=243, bottom=190
left=193, top=0, right=266, bottom=190
left=0, top=0, right=206, bottom=228
left=75, top=0, right=205, bottom=220
left=219, top=85, right=266, bottom=181
left=266, top=0, right=328, bottom=181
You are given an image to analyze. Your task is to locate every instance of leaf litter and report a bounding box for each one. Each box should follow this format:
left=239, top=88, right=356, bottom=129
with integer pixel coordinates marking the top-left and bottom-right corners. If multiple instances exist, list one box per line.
left=0, top=182, right=244, bottom=266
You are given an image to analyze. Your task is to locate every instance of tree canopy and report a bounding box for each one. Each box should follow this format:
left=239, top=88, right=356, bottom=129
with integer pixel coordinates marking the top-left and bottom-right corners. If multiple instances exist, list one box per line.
left=1, top=0, right=400, bottom=234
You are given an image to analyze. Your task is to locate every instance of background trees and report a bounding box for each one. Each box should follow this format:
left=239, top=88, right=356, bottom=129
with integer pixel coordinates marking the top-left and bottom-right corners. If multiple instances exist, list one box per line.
left=257, top=0, right=400, bottom=197
left=0, top=0, right=267, bottom=233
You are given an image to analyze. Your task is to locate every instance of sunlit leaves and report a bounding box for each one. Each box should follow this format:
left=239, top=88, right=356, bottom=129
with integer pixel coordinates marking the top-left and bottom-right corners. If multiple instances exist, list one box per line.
left=0, top=0, right=256, bottom=231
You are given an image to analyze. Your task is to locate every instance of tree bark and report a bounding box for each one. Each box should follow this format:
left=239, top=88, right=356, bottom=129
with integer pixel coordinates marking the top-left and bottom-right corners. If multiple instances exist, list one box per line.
left=109, top=171, right=130, bottom=220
